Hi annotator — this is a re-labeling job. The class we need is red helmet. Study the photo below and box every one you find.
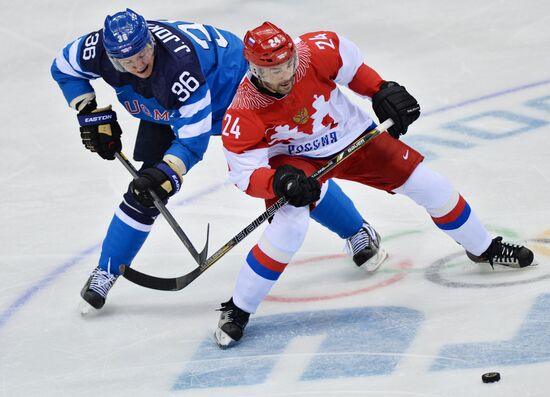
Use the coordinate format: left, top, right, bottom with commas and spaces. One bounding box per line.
243, 22, 295, 67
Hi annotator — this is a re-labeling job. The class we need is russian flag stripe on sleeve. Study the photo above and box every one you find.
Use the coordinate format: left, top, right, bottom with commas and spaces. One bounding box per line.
432, 195, 472, 230
246, 245, 287, 280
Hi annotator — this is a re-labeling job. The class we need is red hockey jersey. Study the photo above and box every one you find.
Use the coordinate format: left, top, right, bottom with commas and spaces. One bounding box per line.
222, 31, 384, 198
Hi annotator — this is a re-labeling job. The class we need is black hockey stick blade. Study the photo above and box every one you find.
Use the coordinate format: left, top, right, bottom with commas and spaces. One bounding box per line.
120, 261, 204, 291
118, 224, 208, 290
120, 265, 182, 291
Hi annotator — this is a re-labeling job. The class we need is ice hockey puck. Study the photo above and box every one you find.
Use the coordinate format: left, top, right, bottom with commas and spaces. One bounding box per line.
481, 372, 501, 383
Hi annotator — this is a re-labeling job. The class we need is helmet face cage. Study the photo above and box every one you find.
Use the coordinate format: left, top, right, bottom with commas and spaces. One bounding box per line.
249, 50, 298, 86
243, 22, 298, 87
108, 36, 155, 73
103, 8, 153, 68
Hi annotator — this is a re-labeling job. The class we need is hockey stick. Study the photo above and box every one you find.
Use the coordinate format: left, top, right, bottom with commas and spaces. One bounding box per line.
115, 152, 209, 265
120, 119, 394, 291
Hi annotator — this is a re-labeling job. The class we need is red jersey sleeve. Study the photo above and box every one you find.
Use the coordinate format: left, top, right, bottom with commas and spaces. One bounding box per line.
222, 107, 276, 199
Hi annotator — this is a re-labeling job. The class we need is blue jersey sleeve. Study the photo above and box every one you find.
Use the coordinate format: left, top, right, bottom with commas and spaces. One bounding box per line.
51, 20, 246, 175
147, 22, 224, 172
165, 83, 214, 171
51, 32, 102, 106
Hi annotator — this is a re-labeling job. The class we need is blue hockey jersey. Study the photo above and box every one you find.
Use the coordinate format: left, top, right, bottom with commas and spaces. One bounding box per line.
51, 20, 247, 172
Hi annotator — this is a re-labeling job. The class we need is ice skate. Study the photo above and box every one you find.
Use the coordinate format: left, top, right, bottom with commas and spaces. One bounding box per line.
214, 298, 250, 349
79, 266, 119, 313
346, 221, 388, 272
467, 236, 535, 268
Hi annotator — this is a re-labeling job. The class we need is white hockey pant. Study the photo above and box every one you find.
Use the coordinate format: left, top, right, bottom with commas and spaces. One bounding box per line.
392, 163, 492, 256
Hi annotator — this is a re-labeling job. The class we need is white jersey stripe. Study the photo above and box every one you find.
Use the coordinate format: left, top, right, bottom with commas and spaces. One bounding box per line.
68, 39, 83, 72
54, 49, 84, 78
54, 41, 100, 79
176, 115, 212, 139
178, 90, 211, 118
69, 39, 100, 78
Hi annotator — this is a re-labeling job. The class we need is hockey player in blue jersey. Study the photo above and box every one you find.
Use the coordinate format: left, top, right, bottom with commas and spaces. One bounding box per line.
51, 9, 387, 311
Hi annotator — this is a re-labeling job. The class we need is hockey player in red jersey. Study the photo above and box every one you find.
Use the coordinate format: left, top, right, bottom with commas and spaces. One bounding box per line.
215, 22, 536, 348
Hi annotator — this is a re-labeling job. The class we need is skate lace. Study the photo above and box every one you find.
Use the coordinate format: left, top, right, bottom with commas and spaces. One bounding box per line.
346, 225, 374, 255
217, 301, 249, 326
488, 237, 522, 265
90, 268, 118, 298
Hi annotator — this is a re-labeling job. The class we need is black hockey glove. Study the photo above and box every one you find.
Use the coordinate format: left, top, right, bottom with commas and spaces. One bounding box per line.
130, 162, 182, 207
77, 104, 122, 160
273, 165, 321, 207
372, 81, 420, 139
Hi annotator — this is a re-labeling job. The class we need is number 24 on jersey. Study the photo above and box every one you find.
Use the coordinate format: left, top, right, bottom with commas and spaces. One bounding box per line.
222, 114, 241, 139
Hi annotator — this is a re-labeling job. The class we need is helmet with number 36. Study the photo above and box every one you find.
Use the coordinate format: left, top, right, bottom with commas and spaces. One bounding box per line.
103, 8, 155, 71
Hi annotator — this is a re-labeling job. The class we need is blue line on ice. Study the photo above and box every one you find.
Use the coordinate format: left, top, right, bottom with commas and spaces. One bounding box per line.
0, 245, 100, 329
423, 78, 550, 116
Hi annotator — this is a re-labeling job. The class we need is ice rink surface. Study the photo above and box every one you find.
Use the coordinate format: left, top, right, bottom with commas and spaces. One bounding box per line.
1, 0, 550, 396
